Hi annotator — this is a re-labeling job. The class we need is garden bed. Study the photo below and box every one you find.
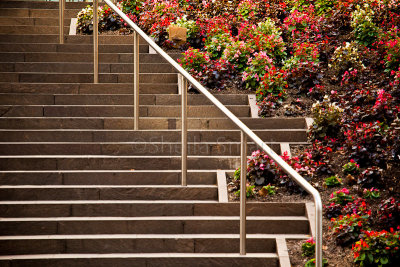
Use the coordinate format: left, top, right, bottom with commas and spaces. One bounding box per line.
75, 0, 400, 266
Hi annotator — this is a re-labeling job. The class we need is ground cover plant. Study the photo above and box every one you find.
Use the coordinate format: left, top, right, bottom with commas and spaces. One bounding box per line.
76, 0, 400, 265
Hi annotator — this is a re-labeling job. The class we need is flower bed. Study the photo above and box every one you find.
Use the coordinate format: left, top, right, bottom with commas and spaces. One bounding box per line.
76, 1, 400, 266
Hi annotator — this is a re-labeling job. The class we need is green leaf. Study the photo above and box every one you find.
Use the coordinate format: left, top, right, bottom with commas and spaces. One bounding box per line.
380, 257, 389, 265
367, 253, 373, 263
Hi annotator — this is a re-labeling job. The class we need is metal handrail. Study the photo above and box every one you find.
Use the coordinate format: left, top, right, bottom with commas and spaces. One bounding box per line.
68, 0, 324, 265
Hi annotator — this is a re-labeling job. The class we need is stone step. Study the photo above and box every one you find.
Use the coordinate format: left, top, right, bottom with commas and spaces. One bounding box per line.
0, 83, 178, 94
0, 129, 307, 142
0, 201, 307, 217
0, 52, 181, 63
0, 17, 70, 26
0, 253, 279, 266
0, 43, 150, 53
0, 105, 250, 118
0, 185, 218, 201
0, 235, 278, 255
0, 9, 84, 18
0, 72, 178, 83
0, 117, 307, 130
0, 216, 309, 235
1, 62, 177, 74
0, 155, 240, 170
0, 142, 279, 156
0, 170, 217, 186
0, 25, 70, 34
0, 34, 150, 44
0, 1, 88, 9
0, 94, 248, 106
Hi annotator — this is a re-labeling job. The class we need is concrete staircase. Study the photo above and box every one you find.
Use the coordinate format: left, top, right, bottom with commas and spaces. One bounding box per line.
0, 1, 313, 266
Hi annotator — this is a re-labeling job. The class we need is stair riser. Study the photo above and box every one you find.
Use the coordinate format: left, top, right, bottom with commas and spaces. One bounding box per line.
0, 35, 150, 44
0, 130, 305, 143
0, 9, 85, 18
0, 2, 88, 9
0, 17, 69, 26
0, 118, 306, 130
0, 106, 249, 118
0, 187, 218, 201
0, 94, 247, 106
0, 171, 216, 186
0, 157, 239, 170
0, 44, 149, 53
0, 238, 276, 255
0, 83, 178, 94
1, 73, 177, 83
0, 143, 277, 156
2, 63, 176, 73
0, 220, 309, 235
0, 203, 306, 217
0, 257, 279, 267
0, 52, 181, 63
0, 26, 70, 35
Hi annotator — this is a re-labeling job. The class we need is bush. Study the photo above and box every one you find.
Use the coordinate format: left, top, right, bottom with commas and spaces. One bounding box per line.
353, 230, 400, 266
77, 5, 96, 34
384, 36, 400, 72
329, 42, 366, 76
331, 213, 370, 246
342, 160, 360, 175
302, 237, 316, 257
257, 94, 281, 117
246, 150, 279, 186
325, 175, 342, 187
358, 166, 383, 187
363, 188, 381, 199
330, 188, 354, 205
351, 3, 380, 47
222, 40, 254, 73
256, 67, 288, 102
205, 32, 232, 60
377, 197, 400, 230
309, 97, 343, 140
242, 51, 274, 90
259, 184, 276, 196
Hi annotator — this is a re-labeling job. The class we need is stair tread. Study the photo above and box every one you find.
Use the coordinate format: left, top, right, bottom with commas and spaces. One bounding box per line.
0, 233, 310, 240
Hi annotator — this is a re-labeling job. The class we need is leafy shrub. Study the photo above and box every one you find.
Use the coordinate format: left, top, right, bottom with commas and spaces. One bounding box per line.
259, 184, 276, 196
325, 202, 343, 219
384, 36, 400, 72
233, 167, 240, 180
353, 230, 400, 266
223, 40, 254, 73
351, 3, 380, 46
205, 32, 232, 59
309, 97, 343, 140
257, 94, 281, 117
302, 237, 316, 257
377, 197, 400, 230
331, 213, 370, 246
256, 67, 288, 102
138, 0, 183, 43
342, 160, 360, 175
330, 188, 354, 205
242, 51, 274, 90
363, 188, 381, 199
329, 42, 366, 76
236, 0, 258, 22
358, 166, 383, 187
247, 150, 279, 186
342, 198, 372, 217
77, 5, 96, 34
325, 175, 342, 187
120, 0, 142, 16
234, 184, 256, 198
304, 258, 328, 267
344, 122, 387, 168
283, 6, 323, 41
179, 48, 209, 73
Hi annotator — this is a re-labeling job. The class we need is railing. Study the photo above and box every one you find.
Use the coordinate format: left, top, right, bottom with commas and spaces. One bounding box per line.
59, 0, 323, 265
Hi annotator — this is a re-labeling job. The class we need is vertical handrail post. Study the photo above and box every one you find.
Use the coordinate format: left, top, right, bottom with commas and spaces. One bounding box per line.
316, 201, 323, 266
240, 131, 247, 255
59, 0, 64, 44
181, 77, 188, 186
93, 0, 99, 83
133, 31, 140, 130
